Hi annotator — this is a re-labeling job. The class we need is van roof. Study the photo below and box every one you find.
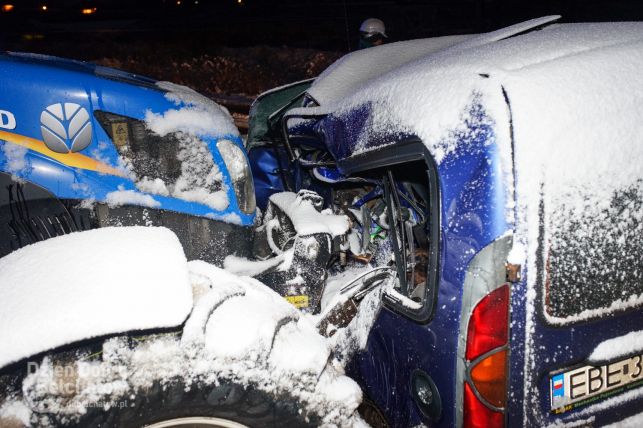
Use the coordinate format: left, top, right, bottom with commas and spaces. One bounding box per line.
306, 17, 643, 109
291, 18, 643, 171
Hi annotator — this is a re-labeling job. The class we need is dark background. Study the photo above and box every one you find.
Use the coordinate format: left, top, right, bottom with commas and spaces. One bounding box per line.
2, 1, 642, 104
3, 0, 643, 50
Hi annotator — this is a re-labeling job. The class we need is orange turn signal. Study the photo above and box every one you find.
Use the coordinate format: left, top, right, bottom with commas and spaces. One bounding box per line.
470, 348, 507, 408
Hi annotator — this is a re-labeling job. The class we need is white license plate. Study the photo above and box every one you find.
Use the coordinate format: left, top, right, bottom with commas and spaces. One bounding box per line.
550, 353, 643, 414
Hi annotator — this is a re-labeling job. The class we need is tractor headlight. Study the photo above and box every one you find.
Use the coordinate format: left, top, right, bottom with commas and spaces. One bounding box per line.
217, 139, 256, 214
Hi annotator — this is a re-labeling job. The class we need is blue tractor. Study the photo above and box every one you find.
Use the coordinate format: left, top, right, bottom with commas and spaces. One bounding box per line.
0, 52, 255, 266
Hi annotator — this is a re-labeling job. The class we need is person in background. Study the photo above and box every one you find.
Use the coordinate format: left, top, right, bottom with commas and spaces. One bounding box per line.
358, 18, 387, 49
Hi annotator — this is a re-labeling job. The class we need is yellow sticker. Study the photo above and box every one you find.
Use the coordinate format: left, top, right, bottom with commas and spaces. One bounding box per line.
285, 295, 309, 309
111, 122, 129, 147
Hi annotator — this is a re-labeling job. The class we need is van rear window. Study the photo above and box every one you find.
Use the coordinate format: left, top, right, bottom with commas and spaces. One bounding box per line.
544, 182, 643, 322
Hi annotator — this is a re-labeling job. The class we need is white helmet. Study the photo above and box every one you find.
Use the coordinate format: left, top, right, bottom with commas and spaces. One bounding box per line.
359, 18, 387, 37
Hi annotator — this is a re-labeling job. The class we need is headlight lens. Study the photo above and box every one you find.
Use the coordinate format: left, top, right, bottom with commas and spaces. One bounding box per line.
217, 139, 256, 214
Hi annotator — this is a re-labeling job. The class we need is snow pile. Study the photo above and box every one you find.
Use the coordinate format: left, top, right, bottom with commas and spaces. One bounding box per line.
15, 261, 365, 427
223, 253, 290, 277
588, 329, 643, 363
0, 400, 31, 426
269, 191, 350, 237
135, 176, 169, 196
145, 81, 239, 139
0, 227, 192, 370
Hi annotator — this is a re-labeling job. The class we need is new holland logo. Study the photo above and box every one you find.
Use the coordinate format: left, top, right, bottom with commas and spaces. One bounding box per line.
40, 103, 92, 153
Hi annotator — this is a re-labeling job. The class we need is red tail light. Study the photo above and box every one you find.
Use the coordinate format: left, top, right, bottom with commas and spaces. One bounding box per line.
464, 283, 510, 428
464, 382, 504, 428
466, 285, 509, 361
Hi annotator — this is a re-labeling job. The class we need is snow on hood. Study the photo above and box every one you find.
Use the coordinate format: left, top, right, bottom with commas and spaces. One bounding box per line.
0, 227, 192, 370
145, 81, 239, 139
134, 83, 233, 213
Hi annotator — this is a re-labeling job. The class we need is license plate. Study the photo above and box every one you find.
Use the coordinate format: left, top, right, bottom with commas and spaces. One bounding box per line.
550, 353, 643, 414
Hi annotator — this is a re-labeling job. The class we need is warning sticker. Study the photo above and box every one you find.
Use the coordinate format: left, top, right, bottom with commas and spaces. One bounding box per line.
285, 295, 309, 309
111, 122, 129, 147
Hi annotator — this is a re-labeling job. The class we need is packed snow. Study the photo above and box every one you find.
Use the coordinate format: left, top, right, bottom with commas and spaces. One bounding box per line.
0, 227, 192, 370
223, 253, 289, 276
269, 191, 350, 237
589, 329, 643, 363
146, 81, 239, 139
105, 186, 161, 208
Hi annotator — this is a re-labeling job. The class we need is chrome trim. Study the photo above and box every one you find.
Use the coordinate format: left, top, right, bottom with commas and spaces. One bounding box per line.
144, 416, 249, 428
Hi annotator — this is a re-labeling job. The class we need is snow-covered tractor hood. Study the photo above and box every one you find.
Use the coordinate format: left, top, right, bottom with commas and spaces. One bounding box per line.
0, 227, 193, 370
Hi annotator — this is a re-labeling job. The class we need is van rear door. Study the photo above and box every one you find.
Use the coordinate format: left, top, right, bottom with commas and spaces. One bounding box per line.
522, 184, 643, 426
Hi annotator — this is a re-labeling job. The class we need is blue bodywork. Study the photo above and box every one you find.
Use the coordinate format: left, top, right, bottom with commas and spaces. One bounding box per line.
312, 104, 512, 427
248, 83, 643, 426
0, 52, 254, 226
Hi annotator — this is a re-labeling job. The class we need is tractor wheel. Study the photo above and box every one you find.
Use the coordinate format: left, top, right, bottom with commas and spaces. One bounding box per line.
66, 379, 318, 428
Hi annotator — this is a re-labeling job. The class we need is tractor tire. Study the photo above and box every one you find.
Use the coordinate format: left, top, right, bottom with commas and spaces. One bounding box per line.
4, 261, 363, 428
66, 379, 318, 428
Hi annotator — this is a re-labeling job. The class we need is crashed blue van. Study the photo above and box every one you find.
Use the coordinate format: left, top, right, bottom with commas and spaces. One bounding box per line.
248, 16, 643, 427
0, 51, 255, 265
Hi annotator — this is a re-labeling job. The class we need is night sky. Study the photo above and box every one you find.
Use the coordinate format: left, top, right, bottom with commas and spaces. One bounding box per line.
2, 0, 643, 51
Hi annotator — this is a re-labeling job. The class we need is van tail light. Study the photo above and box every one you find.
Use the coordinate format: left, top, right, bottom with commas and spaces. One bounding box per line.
464, 283, 510, 428
466, 284, 509, 360
464, 382, 504, 428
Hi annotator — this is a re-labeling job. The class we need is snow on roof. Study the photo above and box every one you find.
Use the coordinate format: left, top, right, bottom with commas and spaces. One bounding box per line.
0, 227, 192, 369
295, 19, 643, 329
307, 34, 474, 105
298, 20, 643, 165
